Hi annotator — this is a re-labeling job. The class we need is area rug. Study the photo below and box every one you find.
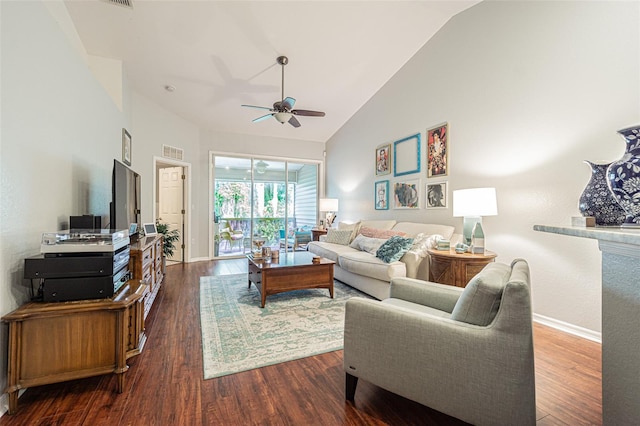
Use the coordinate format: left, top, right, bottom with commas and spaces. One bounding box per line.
199, 273, 369, 379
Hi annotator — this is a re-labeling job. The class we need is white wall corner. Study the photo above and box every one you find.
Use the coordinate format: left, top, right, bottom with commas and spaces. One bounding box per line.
88, 55, 124, 111
43, 1, 89, 65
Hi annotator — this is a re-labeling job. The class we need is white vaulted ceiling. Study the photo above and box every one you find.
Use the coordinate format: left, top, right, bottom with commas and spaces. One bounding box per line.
64, 0, 480, 142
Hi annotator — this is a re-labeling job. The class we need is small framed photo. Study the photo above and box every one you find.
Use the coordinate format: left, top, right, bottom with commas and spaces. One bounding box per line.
426, 181, 448, 209
426, 123, 448, 177
394, 133, 421, 177
393, 180, 420, 209
122, 128, 132, 166
375, 144, 391, 176
143, 222, 157, 236
375, 180, 389, 210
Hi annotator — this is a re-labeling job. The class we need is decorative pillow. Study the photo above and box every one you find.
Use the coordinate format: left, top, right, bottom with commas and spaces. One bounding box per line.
375, 236, 414, 263
349, 234, 388, 255
359, 226, 407, 239
325, 229, 353, 245
338, 221, 361, 243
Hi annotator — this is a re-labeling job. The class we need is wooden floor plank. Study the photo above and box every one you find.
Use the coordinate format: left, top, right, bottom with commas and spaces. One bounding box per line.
0, 258, 602, 425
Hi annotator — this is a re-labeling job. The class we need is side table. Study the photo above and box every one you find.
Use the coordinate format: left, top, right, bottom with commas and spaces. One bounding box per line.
311, 229, 328, 241
427, 248, 497, 288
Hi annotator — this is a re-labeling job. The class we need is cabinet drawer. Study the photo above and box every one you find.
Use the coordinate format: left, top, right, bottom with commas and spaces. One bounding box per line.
141, 246, 153, 269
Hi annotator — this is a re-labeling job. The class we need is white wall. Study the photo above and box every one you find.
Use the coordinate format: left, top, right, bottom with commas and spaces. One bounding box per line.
325, 0, 639, 335
0, 1, 128, 410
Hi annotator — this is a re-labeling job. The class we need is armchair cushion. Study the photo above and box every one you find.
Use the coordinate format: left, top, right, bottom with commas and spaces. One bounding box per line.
389, 277, 462, 313
450, 262, 511, 326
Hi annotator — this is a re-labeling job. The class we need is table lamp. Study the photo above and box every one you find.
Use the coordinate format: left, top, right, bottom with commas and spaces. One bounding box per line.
453, 188, 498, 246
319, 198, 339, 229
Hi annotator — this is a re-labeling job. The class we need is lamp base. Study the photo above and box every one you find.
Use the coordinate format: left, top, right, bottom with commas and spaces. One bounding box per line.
463, 216, 482, 246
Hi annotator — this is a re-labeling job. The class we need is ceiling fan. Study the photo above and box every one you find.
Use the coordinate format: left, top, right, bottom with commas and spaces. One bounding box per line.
241, 56, 325, 128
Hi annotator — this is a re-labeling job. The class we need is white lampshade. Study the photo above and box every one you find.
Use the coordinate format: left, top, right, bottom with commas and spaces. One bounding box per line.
453, 188, 498, 217
274, 112, 292, 123
319, 198, 339, 212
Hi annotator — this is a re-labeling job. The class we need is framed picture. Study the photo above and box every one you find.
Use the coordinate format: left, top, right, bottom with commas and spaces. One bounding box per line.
375, 180, 389, 210
426, 181, 448, 209
393, 180, 420, 209
393, 133, 421, 177
426, 123, 448, 177
122, 128, 132, 166
375, 144, 391, 176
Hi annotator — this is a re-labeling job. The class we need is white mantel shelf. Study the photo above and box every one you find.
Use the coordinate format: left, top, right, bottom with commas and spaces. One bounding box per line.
534, 224, 640, 425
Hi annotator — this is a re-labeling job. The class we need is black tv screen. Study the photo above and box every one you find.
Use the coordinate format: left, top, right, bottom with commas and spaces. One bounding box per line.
110, 159, 141, 235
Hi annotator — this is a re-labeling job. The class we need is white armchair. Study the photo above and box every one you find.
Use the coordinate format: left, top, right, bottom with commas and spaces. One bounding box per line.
343, 259, 536, 426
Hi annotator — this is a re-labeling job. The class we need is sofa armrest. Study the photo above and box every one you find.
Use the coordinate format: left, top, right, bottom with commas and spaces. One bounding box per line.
389, 277, 462, 313
400, 250, 428, 280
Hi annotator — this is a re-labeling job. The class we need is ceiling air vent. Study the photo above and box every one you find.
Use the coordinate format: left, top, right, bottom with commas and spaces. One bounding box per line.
100, 0, 133, 9
162, 145, 184, 161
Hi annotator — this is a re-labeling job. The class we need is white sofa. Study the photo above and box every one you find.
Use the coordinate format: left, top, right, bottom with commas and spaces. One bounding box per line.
307, 220, 461, 300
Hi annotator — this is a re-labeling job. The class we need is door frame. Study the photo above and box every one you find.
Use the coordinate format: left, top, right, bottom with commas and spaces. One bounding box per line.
153, 156, 191, 263
209, 150, 325, 260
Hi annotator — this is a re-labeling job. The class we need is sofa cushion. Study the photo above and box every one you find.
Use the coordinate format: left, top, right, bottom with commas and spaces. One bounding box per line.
325, 229, 352, 245
359, 219, 396, 230
376, 236, 414, 263
307, 241, 358, 262
391, 223, 455, 239
450, 262, 511, 326
359, 226, 407, 239
338, 251, 406, 281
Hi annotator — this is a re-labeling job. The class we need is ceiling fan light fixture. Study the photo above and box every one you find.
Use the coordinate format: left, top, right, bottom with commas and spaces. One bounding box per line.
255, 160, 268, 174
274, 112, 292, 123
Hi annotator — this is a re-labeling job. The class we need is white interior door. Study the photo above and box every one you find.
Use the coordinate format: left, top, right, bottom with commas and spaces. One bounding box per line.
159, 166, 184, 261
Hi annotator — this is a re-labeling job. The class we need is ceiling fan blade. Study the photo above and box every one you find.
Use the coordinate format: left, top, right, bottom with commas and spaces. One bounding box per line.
281, 97, 296, 110
292, 109, 325, 117
288, 115, 301, 128
253, 113, 274, 123
242, 104, 273, 111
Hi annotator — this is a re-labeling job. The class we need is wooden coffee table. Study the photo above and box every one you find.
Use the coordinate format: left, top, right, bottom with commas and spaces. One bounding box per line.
247, 251, 335, 307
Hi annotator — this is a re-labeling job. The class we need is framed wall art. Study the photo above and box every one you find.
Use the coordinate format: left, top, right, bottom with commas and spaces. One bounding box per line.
426, 123, 448, 178
122, 128, 132, 166
375, 144, 391, 176
393, 179, 420, 209
426, 181, 448, 209
375, 180, 389, 210
393, 133, 421, 177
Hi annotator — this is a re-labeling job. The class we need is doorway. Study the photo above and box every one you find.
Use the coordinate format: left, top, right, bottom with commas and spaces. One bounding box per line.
210, 154, 320, 259
155, 157, 190, 263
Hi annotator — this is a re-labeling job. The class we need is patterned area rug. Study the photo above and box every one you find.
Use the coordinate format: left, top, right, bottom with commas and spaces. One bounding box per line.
199, 273, 369, 379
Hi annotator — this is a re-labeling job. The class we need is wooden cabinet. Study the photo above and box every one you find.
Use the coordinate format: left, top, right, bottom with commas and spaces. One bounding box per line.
129, 235, 164, 319
1, 281, 148, 414
427, 249, 497, 288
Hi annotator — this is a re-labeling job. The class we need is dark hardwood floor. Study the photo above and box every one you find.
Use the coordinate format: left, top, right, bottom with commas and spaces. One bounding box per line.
1, 259, 602, 425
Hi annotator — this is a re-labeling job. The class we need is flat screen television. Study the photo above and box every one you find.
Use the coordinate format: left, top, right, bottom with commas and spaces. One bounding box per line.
110, 159, 141, 236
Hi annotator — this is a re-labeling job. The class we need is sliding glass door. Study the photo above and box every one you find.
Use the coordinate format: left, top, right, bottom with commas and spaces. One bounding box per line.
212, 155, 319, 258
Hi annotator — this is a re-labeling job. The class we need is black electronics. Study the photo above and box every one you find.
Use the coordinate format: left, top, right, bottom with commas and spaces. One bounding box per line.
110, 159, 141, 238
70, 214, 101, 230
26, 230, 131, 302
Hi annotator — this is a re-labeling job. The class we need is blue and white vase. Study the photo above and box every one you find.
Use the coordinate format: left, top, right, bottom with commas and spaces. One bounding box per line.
579, 161, 626, 226
606, 125, 640, 227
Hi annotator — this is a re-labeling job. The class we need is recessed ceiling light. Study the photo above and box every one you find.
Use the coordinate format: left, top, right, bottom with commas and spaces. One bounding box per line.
164, 85, 176, 92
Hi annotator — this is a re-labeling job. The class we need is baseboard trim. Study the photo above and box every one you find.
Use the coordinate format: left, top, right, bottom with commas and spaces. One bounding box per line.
533, 314, 602, 343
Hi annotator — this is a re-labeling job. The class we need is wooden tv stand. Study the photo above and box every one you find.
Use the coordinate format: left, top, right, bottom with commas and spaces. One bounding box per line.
1, 281, 148, 414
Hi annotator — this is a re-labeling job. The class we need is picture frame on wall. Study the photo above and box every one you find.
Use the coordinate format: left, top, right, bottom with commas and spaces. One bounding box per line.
426, 181, 448, 209
393, 133, 421, 177
122, 128, 132, 166
426, 123, 448, 178
375, 180, 389, 210
375, 144, 391, 176
393, 179, 420, 209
